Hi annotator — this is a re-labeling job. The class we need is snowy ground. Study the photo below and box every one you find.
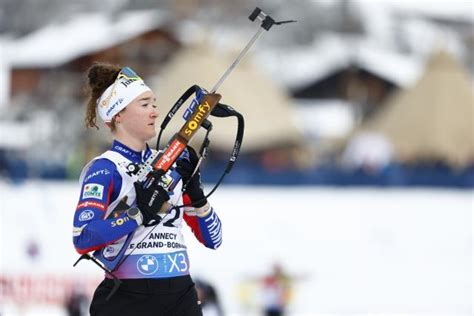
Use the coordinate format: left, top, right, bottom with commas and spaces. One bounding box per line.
0, 181, 472, 315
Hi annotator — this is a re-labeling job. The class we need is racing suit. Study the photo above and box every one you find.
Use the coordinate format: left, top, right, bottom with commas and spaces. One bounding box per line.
72, 140, 222, 315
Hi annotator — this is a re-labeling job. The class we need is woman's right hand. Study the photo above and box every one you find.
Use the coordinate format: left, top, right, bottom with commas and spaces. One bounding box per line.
133, 180, 170, 226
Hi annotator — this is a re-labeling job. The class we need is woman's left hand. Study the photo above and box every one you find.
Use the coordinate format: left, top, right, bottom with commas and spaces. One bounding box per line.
176, 146, 207, 208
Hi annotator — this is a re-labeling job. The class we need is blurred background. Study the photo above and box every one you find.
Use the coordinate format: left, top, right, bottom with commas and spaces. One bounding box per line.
0, 0, 472, 315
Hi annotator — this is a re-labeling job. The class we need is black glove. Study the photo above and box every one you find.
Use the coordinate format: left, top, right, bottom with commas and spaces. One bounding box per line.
134, 179, 170, 226
176, 146, 207, 208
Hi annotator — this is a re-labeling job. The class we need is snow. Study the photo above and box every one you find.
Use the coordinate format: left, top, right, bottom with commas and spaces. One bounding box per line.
361, 0, 474, 22
254, 1, 470, 91
0, 111, 55, 149
354, 1, 470, 64
0, 38, 10, 108
294, 99, 356, 139
342, 132, 394, 170
400, 17, 467, 59
354, 41, 424, 88
256, 34, 423, 91
256, 34, 351, 90
0, 181, 472, 315
6, 10, 166, 68
0, 121, 33, 148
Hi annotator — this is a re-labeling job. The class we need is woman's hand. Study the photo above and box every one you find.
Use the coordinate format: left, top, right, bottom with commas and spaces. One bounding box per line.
133, 180, 170, 226
176, 146, 207, 208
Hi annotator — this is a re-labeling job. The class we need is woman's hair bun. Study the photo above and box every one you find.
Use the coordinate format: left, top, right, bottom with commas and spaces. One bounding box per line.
87, 62, 121, 93
84, 62, 121, 129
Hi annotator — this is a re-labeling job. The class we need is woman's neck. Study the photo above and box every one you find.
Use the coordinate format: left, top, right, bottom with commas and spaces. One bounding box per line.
114, 134, 146, 152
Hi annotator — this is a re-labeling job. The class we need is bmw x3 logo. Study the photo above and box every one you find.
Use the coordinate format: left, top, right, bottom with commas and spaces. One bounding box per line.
137, 255, 159, 275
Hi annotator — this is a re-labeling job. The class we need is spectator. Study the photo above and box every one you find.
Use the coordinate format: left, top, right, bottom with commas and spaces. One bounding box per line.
261, 263, 292, 316
64, 288, 89, 316
195, 279, 223, 316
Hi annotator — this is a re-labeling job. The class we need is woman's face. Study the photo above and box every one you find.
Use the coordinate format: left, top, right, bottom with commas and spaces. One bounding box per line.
115, 90, 158, 142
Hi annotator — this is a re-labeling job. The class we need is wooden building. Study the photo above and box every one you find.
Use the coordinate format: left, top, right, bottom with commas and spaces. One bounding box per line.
7, 10, 180, 103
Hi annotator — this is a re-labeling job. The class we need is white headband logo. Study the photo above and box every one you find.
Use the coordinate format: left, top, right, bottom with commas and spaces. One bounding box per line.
97, 67, 152, 123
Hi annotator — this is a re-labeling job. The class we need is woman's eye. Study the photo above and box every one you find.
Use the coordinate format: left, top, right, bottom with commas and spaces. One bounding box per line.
152, 104, 157, 109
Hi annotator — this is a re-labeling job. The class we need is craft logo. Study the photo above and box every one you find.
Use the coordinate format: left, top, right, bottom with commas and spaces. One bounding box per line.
106, 98, 124, 116
82, 183, 104, 200
114, 144, 138, 158
84, 169, 110, 182
137, 255, 159, 275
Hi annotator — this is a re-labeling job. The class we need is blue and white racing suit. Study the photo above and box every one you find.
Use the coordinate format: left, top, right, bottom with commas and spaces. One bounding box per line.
72, 140, 222, 279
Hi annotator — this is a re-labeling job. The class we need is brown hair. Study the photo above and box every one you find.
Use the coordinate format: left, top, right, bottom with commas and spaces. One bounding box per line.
85, 62, 121, 129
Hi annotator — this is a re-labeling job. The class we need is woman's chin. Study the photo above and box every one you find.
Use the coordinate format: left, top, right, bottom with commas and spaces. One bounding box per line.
144, 131, 157, 141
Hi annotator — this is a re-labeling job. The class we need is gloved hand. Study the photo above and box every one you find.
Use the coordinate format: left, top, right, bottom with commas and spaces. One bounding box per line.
176, 146, 207, 208
133, 179, 170, 226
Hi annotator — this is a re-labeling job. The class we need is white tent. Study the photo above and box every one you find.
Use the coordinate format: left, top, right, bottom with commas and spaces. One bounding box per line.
353, 50, 474, 168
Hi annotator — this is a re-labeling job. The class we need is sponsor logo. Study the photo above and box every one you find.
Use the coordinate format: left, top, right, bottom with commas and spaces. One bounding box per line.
183, 101, 211, 137
82, 184, 104, 200
78, 210, 95, 221
84, 169, 110, 182
154, 139, 186, 171
100, 91, 117, 108
137, 255, 159, 275
106, 98, 124, 116
76, 201, 106, 211
104, 246, 115, 255
114, 145, 138, 158
119, 78, 140, 88
111, 217, 130, 227
125, 163, 140, 176
102, 244, 121, 259
160, 172, 174, 189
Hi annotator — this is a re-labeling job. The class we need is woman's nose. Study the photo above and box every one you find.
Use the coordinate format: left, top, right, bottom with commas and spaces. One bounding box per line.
150, 108, 158, 118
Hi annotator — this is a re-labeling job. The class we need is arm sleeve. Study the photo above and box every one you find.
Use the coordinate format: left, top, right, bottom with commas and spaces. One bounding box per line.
72, 159, 139, 254
183, 194, 222, 249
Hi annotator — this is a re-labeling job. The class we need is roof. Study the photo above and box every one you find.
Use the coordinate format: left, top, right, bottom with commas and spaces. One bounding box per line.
378, 0, 474, 22
354, 50, 474, 168
6, 10, 167, 68
256, 34, 423, 90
